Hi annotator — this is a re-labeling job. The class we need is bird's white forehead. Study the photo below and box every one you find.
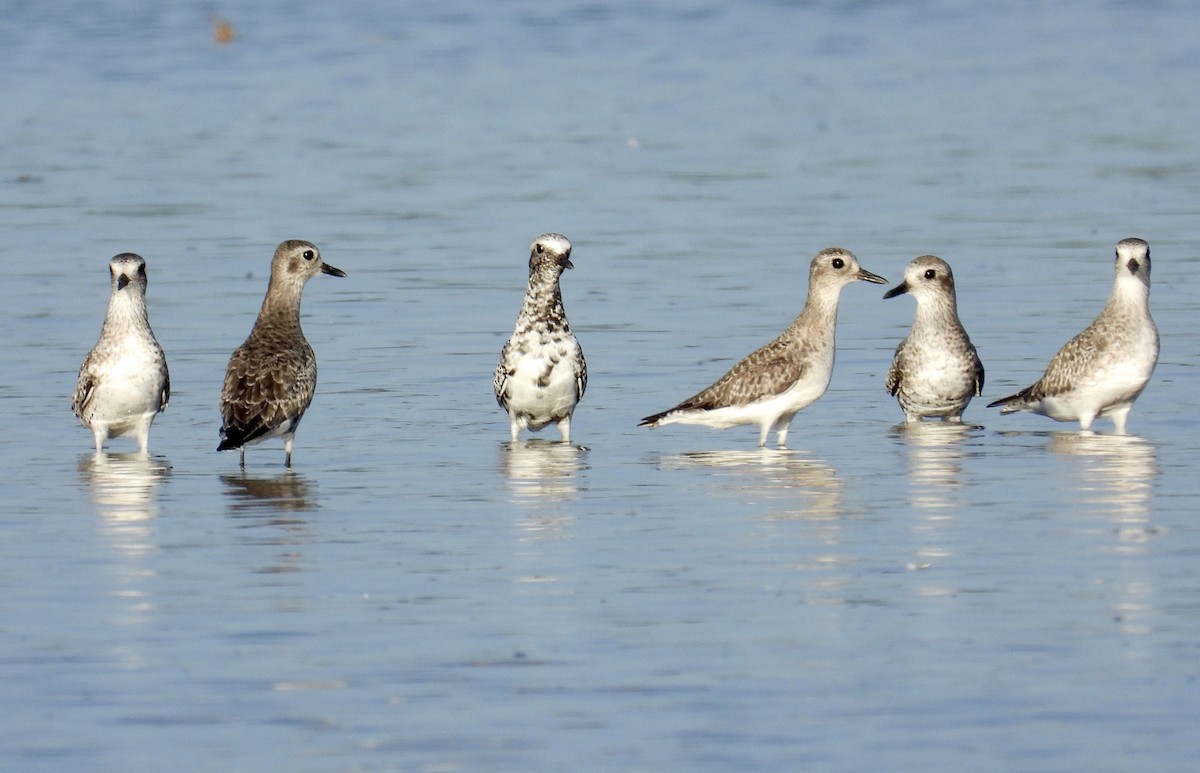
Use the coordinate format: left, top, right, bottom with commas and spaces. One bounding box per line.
109, 254, 146, 272
533, 233, 572, 255
1115, 238, 1149, 262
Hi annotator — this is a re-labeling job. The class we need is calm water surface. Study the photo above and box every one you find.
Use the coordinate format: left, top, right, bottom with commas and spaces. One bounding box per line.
3, 1, 1200, 770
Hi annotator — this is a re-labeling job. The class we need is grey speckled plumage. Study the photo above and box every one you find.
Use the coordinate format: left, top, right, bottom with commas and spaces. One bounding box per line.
987, 238, 1158, 434
219, 240, 346, 467
494, 233, 587, 442
640, 247, 886, 447
73, 253, 170, 453
884, 255, 984, 422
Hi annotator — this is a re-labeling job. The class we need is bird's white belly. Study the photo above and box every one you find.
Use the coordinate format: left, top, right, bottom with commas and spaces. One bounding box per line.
1040, 354, 1155, 421
899, 353, 975, 415
84, 351, 164, 425
505, 357, 578, 426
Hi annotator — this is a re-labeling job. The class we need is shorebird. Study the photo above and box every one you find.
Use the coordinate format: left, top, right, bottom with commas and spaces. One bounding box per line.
987, 238, 1158, 434
640, 247, 886, 447
219, 240, 345, 467
494, 233, 587, 442
884, 255, 984, 422
73, 253, 170, 453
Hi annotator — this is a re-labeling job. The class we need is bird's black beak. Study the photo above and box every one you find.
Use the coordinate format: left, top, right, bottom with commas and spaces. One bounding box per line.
883, 280, 909, 299
857, 268, 887, 285
322, 263, 347, 278
563, 258, 574, 270
1126, 258, 1140, 274
116, 274, 130, 291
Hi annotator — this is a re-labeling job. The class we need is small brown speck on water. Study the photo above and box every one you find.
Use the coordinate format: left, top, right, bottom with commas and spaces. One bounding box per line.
214, 17, 235, 45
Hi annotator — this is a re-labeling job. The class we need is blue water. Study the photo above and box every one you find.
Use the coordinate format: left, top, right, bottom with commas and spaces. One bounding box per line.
3, 1, 1200, 770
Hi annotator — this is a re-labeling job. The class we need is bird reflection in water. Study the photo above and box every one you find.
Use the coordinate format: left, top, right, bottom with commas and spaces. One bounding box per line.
892, 421, 980, 510
220, 471, 315, 575
1048, 431, 1158, 549
658, 449, 850, 605
78, 452, 171, 636
891, 421, 980, 578
78, 452, 171, 557
499, 440, 588, 539
1048, 431, 1159, 642
220, 470, 316, 513
659, 448, 843, 521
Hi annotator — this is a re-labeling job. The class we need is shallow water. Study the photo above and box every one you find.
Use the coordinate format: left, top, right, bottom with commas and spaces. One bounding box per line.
3, 1, 1200, 770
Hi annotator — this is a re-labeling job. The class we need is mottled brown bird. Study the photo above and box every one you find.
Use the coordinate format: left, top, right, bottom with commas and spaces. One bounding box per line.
219, 240, 345, 467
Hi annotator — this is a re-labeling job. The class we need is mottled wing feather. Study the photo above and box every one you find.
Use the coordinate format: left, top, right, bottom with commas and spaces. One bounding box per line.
672, 337, 802, 412
72, 358, 97, 419
220, 342, 316, 447
159, 365, 171, 412
1025, 325, 1106, 403
573, 340, 587, 401
885, 343, 905, 397
990, 322, 1105, 410
493, 339, 514, 409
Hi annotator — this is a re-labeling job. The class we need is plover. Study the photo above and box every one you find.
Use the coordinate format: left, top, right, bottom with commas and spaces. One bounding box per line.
219, 240, 345, 467
640, 247, 886, 447
884, 255, 984, 422
494, 233, 587, 442
987, 238, 1158, 433
73, 253, 170, 453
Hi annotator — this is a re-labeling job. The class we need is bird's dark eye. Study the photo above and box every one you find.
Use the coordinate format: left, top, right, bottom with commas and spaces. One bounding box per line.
924, 269, 936, 279
832, 258, 845, 269
535, 244, 545, 255
303, 250, 315, 261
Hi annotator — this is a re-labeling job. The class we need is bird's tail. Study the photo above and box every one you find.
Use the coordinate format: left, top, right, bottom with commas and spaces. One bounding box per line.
217, 423, 260, 451
986, 389, 1031, 413
217, 432, 243, 452
639, 409, 671, 427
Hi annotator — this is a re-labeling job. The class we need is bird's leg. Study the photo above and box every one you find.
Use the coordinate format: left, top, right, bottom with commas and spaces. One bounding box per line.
773, 416, 792, 448
1109, 406, 1131, 435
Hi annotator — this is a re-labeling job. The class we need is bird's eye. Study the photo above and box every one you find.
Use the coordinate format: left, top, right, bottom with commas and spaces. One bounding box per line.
924, 269, 936, 279
302, 250, 315, 261
832, 258, 845, 269
536, 244, 545, 255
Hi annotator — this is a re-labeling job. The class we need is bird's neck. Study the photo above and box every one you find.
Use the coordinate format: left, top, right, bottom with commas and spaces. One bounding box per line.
914, 295, 959, 328
102, 290, 148, 332
1106, 276, 1150, 318
788, 286, 841, 340
517, 273, 568, 331
255, 276, 305, 330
